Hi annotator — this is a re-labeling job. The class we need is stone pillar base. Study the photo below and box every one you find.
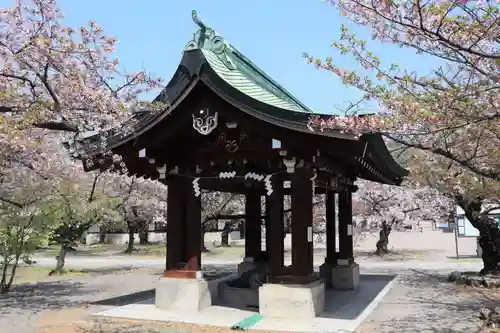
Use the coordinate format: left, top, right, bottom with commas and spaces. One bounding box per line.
259, 280, 325, 319
237, 257, 256, 275
331, 262, 360, 290
155, 276, 211, 311
319, 262, 334, 288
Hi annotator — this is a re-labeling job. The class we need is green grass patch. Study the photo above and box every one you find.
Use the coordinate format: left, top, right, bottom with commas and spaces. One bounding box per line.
3, 264, 146, 286
354, 249, 432, 261
4, 265, 88, 284
35, 243, 168, 257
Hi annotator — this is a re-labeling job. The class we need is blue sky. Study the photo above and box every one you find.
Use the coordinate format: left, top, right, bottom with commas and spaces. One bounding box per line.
36, 1, 438, 114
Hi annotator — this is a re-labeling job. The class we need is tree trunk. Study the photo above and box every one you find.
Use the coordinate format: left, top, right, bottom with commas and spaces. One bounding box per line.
1, 230, 26, 293
125, 221, 136, 254
0, 263, 9, 294
98, 232, 106, 244
220, 234, 230, 247
0, 256, 21, 294
220, 222, 231, 247
125, 223, 135, 254
138, 223, 149, 245
80, 231, 87, 245
459, 198, 500, 274
375, 222, 391, 255
49, 244, 68, 276
4, 256, 20, 293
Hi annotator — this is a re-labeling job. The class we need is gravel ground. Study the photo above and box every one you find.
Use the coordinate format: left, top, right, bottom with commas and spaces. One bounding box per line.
0, 260, 496, 333
357, 269, 500, 333
0, 271, 157, 333
0, 265, 238, 333
51, 318, 298, 333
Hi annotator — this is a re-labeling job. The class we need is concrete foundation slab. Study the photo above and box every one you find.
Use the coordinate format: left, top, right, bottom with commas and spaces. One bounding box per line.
94, 274, 396, 332
155, 277, 211, 311
258, 280, 325, 319
331, 263, 360, 290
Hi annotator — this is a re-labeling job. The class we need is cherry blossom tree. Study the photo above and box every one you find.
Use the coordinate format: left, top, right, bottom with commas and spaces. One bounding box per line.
352, 180, 453, 253
199, 191, 244, 249
5, 131, 121, 274
306, 0, 498, 180
0, 0, 165, 273
0, 149, 59, 292
305, 0, 499, 272
97, 173, 168, 253
0, 129, 97, 278
0, 0, 163, 172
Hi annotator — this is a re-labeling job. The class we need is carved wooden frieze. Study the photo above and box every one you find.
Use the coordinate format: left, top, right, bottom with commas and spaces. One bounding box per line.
192, 108, 218, 135
214, 131, 249, 153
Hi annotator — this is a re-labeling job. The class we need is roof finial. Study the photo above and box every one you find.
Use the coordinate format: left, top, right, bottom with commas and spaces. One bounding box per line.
185, 10, 236, 70
192, 10, 206, 31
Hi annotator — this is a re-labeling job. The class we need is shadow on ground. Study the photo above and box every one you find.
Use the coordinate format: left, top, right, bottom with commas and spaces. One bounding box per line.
72, 266, 138, 275
355, 250, 433, 261
36, 247, 105, 257
92, 289, 156, 306
91, 264, 237, 307
358, 269, 499, 333
321, 274, 396, 320
0, 281, 96, 313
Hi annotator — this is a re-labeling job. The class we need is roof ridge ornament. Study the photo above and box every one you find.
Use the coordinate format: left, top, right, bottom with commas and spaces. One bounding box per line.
185, 10, 236, 70
192, 9, 207, 30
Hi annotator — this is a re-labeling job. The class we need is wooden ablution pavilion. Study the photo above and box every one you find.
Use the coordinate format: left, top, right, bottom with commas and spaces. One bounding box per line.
78, 11, 408, 318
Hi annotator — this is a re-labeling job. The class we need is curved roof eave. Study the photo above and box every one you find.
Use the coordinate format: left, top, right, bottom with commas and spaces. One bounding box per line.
198, 52, 359, 142
79, 55, 202, 156
364, 133, 409, 179
79, 49, 408, 186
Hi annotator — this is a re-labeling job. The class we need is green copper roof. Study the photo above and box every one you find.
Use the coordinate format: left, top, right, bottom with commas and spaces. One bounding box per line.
185, 10, 312, 114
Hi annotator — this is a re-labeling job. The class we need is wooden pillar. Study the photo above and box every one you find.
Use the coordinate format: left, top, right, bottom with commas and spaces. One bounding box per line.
185, 183, 202, 272
265, 197, 271, 252
291, 168, 314, 280
165, 177, 201, 279
267, 177, 284, 277
325, 189, 337, 264
245, 189, 262, 259
338, 188, 354, 264
166, 177, 186, 271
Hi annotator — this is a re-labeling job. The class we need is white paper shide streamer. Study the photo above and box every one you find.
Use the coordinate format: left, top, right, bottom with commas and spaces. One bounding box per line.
219, 171, 236, 179
192, 177, 201, 197
244, 172, 264, 181
188, 171, 278, 197
310, 169, 317, 196
264, 175, 273, 196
